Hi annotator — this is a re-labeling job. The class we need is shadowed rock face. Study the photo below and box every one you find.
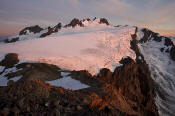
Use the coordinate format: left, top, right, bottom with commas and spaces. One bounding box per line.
19, 25, 43, 35
40, 27, 56, 38
99, 18, 109, 25
97, 57, 158, 116
0, 53, 19, 68
40, 23, 62, 38
64, 18, 84, 27
4, 37, 19, 43
170, 46, 175, 60
140, 28, 175, 61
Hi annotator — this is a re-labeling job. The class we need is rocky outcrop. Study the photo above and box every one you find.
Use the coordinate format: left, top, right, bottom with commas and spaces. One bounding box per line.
140, 28, 175, 61
99, 18, 109, 25
40, 23, 62, 38
96, 56, 158, 116
19, 25, 43, 35
139, 28, 162, 43
54, 23, 62, 30
40, 26, 58, 38
5, 62, 62, 81
164, 37, 174, 46
0, 53, 19, 68
4, 37, 19, 43
64, 18, 84, 28
170, 46, 175, 60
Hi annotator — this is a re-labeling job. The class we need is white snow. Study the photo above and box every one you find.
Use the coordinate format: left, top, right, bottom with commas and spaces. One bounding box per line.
137, 30, 175, 116
0, 25, 136, 75
0, 67, 22, 86
46, 72, 89, 90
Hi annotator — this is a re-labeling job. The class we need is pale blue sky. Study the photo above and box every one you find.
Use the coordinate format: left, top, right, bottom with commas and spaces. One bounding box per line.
0, 0, 175, 37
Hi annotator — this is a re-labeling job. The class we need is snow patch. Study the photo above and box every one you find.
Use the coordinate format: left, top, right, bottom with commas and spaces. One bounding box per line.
0, 66, 23, 86
46, 72, 90, 90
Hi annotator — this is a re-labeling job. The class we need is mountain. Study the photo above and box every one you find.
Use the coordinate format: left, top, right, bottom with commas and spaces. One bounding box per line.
0, 18, 175, 116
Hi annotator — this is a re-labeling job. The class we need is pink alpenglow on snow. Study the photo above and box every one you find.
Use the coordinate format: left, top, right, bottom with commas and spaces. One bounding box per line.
0, 22, 136, 75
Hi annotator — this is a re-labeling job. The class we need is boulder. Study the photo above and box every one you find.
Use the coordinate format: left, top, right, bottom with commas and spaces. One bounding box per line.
0, 53, 19, 68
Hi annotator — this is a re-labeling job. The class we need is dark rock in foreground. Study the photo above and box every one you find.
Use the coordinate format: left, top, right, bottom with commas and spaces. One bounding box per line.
0, 53, 19, 68
170, 46, 175, 60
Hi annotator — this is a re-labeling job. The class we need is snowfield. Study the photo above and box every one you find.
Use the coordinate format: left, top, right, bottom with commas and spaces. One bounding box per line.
0, 23, 136, 75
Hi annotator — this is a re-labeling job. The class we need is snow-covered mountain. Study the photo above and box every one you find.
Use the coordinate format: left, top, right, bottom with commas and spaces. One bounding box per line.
0, 18, 175, 116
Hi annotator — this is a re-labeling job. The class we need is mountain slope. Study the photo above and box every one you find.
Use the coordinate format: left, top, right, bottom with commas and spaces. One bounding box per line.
136, 29, 175, 116
0, 18, 175, 116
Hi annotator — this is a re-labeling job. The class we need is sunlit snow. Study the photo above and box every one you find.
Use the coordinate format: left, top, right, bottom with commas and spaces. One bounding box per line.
0, 23, 136, 75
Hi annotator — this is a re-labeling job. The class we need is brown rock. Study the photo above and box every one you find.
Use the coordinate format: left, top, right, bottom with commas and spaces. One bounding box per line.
7, 80, 14, 86
65, 18, 84, 27
99, 18, 109, 25
0, 53, 19, 68
76, 105, 82, 110
0, 108, 9, 116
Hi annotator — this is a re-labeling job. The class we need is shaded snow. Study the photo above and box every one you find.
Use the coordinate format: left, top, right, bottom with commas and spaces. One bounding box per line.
46, 72, 89, 90
0, 67, 22, 86
0, 25, 136, 75
137, 30, 175, 116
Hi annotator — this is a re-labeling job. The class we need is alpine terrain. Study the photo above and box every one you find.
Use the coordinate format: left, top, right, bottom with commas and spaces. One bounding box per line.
0, 18, 174, 116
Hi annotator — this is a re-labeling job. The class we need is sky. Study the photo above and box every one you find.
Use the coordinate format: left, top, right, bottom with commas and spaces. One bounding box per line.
0, 0, 175, 38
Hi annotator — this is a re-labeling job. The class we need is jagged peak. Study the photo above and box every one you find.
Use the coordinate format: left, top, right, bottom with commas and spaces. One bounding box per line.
19, 25, 43, 35
64, 17, 110, 28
